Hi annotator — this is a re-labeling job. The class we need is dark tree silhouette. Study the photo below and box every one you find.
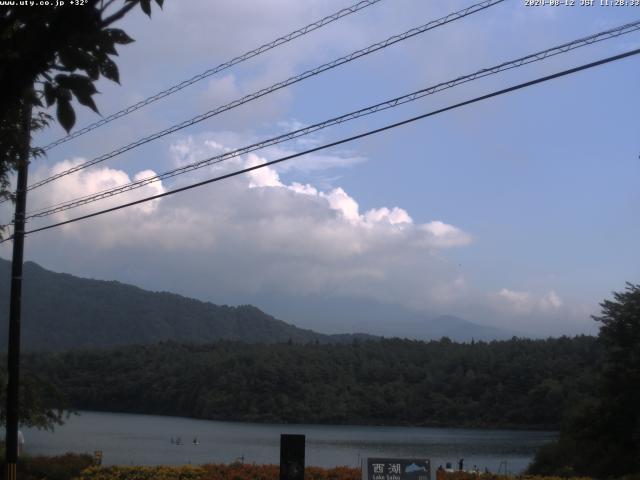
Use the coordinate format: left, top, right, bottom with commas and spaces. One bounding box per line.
0, 0, 164, 430
528, 283, 640, 478
0, 0, 163, 202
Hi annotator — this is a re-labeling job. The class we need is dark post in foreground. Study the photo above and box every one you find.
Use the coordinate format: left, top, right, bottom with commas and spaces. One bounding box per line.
4, 97, 32, 480
280, 434, 305, 480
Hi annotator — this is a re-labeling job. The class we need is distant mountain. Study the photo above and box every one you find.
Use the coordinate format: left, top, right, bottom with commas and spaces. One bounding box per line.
0, 259, 374, 351
255, 295, 521, 342
0, 258, 520, 351
350, 314, 521, 342
419, 314, 521, 341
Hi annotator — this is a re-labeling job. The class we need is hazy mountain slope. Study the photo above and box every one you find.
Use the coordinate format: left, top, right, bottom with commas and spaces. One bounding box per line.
0, 259, 360, 350
257, 294, 521, 341
420, 315, 521, 341
0, 258, 517, 350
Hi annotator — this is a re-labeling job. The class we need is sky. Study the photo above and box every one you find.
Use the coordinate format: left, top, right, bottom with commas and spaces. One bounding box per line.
1, 0, 639, 337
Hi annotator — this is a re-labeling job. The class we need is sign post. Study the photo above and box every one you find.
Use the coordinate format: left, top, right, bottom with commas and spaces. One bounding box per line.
366, 458, 431, 480
280, 434, 305, 480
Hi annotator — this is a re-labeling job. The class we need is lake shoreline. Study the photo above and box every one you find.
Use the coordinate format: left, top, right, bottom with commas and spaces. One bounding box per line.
65, 408, 559, 433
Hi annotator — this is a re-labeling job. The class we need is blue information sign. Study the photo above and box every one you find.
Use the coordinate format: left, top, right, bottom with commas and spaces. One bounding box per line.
366, 458, 431, 480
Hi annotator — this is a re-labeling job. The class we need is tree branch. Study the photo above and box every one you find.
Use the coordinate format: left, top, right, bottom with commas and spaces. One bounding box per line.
100, 0, 118, 14
101, 1, 138, 27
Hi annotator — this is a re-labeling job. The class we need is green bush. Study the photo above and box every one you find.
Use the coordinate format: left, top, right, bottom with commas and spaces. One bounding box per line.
0, 452, 95, 480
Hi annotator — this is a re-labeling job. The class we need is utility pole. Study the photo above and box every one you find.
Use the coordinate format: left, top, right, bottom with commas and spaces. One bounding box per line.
5, 93, 32, 480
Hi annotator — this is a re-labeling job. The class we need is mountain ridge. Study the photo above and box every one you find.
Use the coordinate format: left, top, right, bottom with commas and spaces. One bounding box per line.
0, 258, 376, 351
0, 258, 519, 350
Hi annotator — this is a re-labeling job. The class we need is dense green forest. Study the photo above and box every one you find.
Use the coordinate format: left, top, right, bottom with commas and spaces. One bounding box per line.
24, 336, 599, 429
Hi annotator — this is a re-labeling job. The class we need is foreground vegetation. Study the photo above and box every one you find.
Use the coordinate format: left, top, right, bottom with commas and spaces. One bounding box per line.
527, 284, 640, 478
0, 457, 600, 480
0, 458, 360, 480
0, 453, 94, 480
436, 473, 592, 480
77, 464, 360, 480
22, 335, 599, 429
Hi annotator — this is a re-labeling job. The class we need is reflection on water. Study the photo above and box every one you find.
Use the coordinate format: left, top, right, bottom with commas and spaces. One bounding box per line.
24, 411, 555, 473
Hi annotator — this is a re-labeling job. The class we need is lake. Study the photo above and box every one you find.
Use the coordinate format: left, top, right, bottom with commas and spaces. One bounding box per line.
23, 411, 555, 473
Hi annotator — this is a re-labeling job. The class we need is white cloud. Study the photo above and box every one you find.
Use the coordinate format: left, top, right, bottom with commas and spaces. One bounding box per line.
322, 187, 360, 224
246, 153, 283, 188
169, 136, 231, 168
364, 207, 412, 225
540, 290, 563, 311
496, 288, 534, 315
420, 221, 473, 248
244, 159, 470, 254
4, 137, 474, 316
288, 182, 318, 196
494, 288, 564, 316
30, 159, 165, 216
0, 131, 598, 338
486, 287, 594, 336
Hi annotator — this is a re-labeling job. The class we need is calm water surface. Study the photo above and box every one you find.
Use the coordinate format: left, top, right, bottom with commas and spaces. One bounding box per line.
24, 411, 555, 473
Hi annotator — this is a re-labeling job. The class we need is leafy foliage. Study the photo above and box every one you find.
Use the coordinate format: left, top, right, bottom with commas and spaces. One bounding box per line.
23, 336, 600, 429
435, 472, 591, 480
12, 453, 94, 480
77, 465, 207, 480
0, 452, 93, 480
528, 284, 640, 478
0, 363, 68, 430
77, 464, 364, 480
0, 0, 163, 202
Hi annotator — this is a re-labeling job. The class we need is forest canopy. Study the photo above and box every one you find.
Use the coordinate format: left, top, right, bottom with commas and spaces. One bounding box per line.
23, 335, 600, 430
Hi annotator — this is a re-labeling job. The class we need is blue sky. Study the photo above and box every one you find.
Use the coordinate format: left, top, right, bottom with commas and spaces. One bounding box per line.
2, 0, 639, 336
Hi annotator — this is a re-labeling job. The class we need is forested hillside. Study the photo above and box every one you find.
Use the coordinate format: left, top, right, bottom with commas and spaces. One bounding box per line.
25, 336, 599, 429
0, 259, 373, 350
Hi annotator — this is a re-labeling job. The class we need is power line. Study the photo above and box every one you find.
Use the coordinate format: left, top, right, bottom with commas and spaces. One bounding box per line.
23, 19, 640, 220
25, 0, 504, 193
39, 0, 385, 152
8, 47, 638, 241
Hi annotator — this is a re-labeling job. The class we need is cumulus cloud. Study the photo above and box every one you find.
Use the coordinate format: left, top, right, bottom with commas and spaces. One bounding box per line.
494, 288, 564, 315
0, 128, 597, 337
495, 288, 533, 314
246, 153, 283, 188
243, 154, 470, 252
539, 290, 563, 311
2, 137, 475, 316
30, 159, 165, 217
486, 287, 595, 336
364, 207, 412, 225
420, 221, 473, 249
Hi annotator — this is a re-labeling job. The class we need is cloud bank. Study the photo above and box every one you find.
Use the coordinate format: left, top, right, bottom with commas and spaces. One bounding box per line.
8, 135, 469, 303
1, 132, 594, 337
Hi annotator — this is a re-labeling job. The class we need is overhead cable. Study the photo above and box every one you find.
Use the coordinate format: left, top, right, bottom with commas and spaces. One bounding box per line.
39, 0, 385, 152
7, 47, 638, 241
25, 0, 505, 192
24, 19, 640, 220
